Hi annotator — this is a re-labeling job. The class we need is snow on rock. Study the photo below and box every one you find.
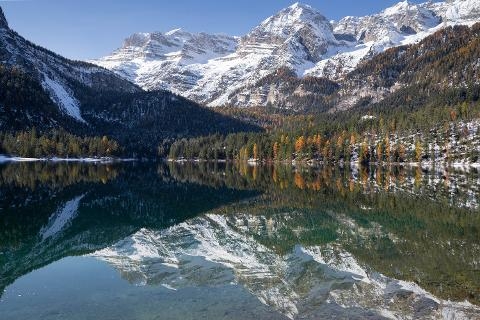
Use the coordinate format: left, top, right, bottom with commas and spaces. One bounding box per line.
92, 2, 345, 107
92, 0, 480, 108
93, 29, 238, 95
245, 2, 339, 61
0, 155, 40, 163
432, 0, 480, 25
0, 155, 128, 163
360, 115, 377, 121
300, 246, 371, 284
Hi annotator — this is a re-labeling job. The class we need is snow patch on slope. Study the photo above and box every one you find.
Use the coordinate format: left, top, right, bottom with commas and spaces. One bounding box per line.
40, 194, 85, 241
42, 76, 85, 123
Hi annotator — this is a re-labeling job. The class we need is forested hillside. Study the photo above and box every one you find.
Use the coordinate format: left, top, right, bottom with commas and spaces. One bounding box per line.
0, 64, 260, 157
227, 23, 480, 114
0, 6, 261, 157
1, 7, 480, 160
77, 89, 262, 156
0, 129, 120, 158
0, 65, 83, 132
167, 24, 480, 164
340, 23, 480, 112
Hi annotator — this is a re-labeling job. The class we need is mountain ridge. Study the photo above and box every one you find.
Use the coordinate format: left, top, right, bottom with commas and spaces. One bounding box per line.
92, 0, 480, 109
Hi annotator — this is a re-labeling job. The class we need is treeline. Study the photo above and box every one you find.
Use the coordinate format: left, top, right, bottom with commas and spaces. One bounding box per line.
166, 131, 354, 162
0, 162, 119, 190
0, 129, 120, 158
166, 162, 480, 207
74, 88, 262, 156
167, 131, 399, 163
166, 102, 480, 164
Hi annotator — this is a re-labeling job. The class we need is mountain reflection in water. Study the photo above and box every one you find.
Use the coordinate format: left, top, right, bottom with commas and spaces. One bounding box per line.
0, 161, 479, 319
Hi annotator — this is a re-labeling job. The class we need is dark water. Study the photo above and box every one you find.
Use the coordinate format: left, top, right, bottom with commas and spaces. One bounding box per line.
0, 161, 479, 319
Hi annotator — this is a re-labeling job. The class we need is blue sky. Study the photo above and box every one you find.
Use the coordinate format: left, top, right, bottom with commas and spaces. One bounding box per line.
1, 0, 437, 60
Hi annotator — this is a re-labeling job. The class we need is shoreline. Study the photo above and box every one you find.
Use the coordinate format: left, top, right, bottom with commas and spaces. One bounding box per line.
166, 158, 480, 169
0, 155, 137, 163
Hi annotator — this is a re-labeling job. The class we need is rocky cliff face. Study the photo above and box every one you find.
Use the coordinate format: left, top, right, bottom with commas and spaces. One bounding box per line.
93, 0, 480, 109
0, 7, 8, 29
333, 1, 441, 44
97, 29, 238, 94
430, 0, 480, 24
94, 3, 346, 107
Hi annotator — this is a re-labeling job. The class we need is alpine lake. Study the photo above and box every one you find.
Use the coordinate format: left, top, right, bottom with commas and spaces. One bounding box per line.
0, 161, 479, 319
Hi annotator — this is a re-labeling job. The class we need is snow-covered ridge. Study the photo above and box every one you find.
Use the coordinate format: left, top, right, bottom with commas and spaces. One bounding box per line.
92, 0, 480, 108
94, 29, 238, 94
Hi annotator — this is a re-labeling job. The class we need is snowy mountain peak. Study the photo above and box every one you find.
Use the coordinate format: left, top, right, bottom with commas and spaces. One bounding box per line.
93, 0, 480, 108
382, 0, 440, 31
255, 1, 332, 37
0, 7, 8, 29
384, 1, 414, 15
289, 2, 311, 9
334, 0, 441, 44
286, 2, 320, 16
122, 32, 150, 47
242, 1, 337, 63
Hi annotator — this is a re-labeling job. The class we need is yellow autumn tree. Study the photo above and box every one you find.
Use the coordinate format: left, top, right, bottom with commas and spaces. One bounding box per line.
294, 172, 306, 190
315, 134, 322, 152
376, 142, 383, 162
415, 139, 423, 162
384, 136, 391, 162
397, 143, 406, 162
273, 142, 280, 160
336, 134, 344, 150
322, 140, 331, 161
295, 136, 306, 155
350, 133, 356, 147
253, 143, 259, 160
